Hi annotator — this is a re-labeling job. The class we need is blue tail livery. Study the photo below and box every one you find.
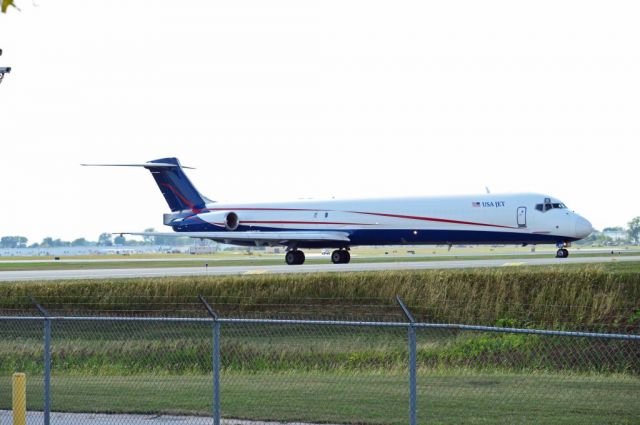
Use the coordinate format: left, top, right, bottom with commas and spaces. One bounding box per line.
146, 158, 207, 212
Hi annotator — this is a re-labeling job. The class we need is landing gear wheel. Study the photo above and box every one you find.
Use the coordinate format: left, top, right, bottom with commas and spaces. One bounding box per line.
556, 248, 569, 258
285, 251, 296, 265
342, 250, 350, 264
331, 249, 351, 264
331, 250, 343, 264
285, 250, 305, 265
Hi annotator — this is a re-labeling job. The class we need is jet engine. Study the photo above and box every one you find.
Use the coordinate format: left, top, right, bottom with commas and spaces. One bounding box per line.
197, 211, 240, 231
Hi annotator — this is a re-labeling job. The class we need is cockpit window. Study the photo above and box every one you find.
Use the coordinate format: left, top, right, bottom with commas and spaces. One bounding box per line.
535, 202, 567, 212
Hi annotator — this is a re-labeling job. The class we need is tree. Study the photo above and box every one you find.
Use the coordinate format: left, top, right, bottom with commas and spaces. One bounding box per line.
1, 0, 16, 14
97, 232, 113, 246
41, 237, 54, 248
0, 236, 27, 248
143, 228, 155, 245
71, 238, 89, 247
602, 226, 624, 232
40, 237, 72, 247
628, 217, 640, 245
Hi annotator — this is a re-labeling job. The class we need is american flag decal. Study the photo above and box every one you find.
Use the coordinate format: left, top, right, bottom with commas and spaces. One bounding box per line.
472, 202, 480, 207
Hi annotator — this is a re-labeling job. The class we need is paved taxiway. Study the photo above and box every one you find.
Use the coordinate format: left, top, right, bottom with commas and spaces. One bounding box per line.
0, 411, 328, 425
0, 255, 638, 282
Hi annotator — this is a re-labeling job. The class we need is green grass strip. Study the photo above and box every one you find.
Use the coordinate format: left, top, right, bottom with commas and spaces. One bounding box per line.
0, 371, 637, 425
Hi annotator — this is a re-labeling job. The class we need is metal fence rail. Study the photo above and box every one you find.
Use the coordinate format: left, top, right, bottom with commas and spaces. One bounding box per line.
0, 302, 639, 425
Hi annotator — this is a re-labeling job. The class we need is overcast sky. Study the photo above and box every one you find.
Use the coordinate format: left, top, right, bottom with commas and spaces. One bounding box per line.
1, 1, 638, 243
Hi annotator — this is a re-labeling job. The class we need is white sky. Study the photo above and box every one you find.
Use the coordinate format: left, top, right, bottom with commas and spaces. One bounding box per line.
1, 1, 639, 243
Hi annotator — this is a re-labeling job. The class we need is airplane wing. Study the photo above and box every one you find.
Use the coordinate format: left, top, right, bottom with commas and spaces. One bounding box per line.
116, 231, 351, 246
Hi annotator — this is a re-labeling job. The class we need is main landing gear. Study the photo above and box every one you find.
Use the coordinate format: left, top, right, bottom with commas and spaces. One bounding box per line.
285, 250, 305, 265
331, 249, 350, 264
284, 248, 351, 265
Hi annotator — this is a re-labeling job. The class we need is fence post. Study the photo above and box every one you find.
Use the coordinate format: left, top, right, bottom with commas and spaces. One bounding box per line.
408, 322, 417, 425
213, 320, 221, 425
43, 318, 51, 425
29, 296, 51, 425
198, 295, 221, 425
396, 296, 417, 425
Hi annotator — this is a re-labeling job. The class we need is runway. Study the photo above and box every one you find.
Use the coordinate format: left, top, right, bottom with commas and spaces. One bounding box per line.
0, 255, 638, 282
0, 248, 633, 264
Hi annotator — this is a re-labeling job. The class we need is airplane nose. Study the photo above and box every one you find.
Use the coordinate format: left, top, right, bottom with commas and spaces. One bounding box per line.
574, 216, 593, 239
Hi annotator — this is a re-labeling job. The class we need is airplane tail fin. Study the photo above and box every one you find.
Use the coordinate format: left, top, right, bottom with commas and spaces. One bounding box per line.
146, 158, 208, 212
82, 157, 209, 212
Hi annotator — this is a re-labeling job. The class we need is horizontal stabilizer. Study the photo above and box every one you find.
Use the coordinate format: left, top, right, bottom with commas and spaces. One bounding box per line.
81, 163, 195, 169
84, 157, 205, 211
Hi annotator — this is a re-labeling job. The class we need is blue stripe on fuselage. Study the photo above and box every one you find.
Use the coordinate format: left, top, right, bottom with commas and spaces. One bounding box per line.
171, 220, 576, 247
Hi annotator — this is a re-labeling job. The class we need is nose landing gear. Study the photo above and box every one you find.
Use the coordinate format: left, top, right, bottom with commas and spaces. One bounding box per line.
556, 248, 569, 258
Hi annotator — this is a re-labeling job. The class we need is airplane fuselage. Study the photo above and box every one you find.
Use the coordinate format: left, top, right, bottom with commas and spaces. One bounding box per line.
168, 193, 592, 249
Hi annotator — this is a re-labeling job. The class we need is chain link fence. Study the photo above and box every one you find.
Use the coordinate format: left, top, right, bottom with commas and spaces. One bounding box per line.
1, 300, 639, 425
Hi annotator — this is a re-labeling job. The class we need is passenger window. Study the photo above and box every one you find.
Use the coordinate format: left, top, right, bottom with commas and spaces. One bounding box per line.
325, 212, 329, 218
313, 212, 318, 218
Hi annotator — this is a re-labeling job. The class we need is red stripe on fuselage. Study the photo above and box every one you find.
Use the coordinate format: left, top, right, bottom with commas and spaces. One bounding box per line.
191, 207, 515, 229
242, 220, 374, 226
347, 211, 516, 229
203, 207, 318, 212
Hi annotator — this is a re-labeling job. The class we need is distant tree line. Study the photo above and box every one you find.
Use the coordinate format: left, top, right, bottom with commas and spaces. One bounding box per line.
0, 230, 192, 248
0, 236, 28, 248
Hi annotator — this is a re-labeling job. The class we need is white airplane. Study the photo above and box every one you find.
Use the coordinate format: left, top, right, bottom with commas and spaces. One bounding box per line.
84, 157, 593, 265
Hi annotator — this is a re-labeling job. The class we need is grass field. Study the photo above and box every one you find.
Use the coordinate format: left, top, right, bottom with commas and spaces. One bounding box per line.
2, 322, 636, 375
0, 266, 639, 424
1, 266, 639, 330
0, 372, 637, 425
